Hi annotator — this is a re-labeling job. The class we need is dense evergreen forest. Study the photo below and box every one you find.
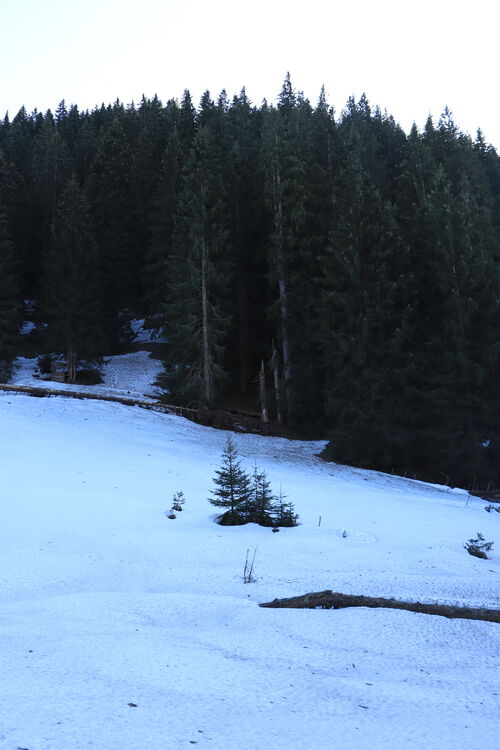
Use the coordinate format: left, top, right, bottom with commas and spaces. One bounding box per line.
1, 75, 499, 488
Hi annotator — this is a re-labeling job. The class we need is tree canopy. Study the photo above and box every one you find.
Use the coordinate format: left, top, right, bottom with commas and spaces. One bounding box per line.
1, 81, 499, 487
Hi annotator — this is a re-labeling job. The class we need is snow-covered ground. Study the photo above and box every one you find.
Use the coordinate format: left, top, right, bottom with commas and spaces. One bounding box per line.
11, 319, 164, 401
0, 357, 499, 749
11, 350, 163, 401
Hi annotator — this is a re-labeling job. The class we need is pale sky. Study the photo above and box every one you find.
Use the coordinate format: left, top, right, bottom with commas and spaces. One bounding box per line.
2, 0, 499, 149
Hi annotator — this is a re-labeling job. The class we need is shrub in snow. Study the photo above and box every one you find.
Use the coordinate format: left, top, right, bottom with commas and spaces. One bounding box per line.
37, 353, 54, 374
243, 547, 257, 583
171, 491, 185, 512
218, 510, 247, 525
484, 504, 500, 513
76, 364, 103, 385
464, 532, 494, 559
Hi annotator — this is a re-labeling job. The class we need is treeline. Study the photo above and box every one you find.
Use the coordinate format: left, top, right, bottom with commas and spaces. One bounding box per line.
0, 75, 499, 487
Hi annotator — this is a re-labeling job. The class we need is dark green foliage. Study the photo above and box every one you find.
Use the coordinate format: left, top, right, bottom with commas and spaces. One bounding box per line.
209, 437, 298, 527
144, 120, 181, 317
209, 435, 251, 518
272, 488, 299, 528
464, 532, 494, 559
74, 366, 103, 385
244, 463, 276, 526
323, 105, 500, 487
40, 179, 105, 382
37, 353, 54, 375
144, 94, 197, 320
160, 109, 232, 407
30, 112, 73, 290
2, 86, 500, 488
86, 118, 137, 344
171, 491, 185, 512
0, 153, 34, 297
321, 103, 410, 469
0, 208, 20, 380
261, 79, 315, 423
224, 88, 268, 393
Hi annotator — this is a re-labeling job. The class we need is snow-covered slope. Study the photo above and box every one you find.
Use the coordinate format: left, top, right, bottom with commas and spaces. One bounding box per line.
11, 350, 164, 401
11, 318, 164, 402
0, 390, 498, 750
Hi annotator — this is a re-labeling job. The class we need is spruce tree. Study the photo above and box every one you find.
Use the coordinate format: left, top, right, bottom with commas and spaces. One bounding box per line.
145, 92, 197, 321
261, 75, 319, 424
132, 94, 169, 283
391, 122, 500, 485
321, 100, 410, 470
145, 103, 183, 319
245, 462, 276, 526
272, 487, 299, 527
41, 179, 105, 382
0, 154, 32, 297
0, 83, 499, 487
86, 117, 137, 342
160, 112, 232, 407
209, 435, 251, 523
225, 89, 267, 394
30, 111, 73, 295
0, 208, 20, 381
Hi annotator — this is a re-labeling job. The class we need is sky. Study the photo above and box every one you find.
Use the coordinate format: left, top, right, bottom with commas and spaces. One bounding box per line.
2, 0, 499, 149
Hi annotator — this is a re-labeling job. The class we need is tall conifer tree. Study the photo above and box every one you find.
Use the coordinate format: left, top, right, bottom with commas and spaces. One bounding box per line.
41, 179, 105, 382
87, 118, 137, 338
261, 75, 313, 422
321, 103, 409, 468
0, 207, 20, 381
160, 106, 231, 407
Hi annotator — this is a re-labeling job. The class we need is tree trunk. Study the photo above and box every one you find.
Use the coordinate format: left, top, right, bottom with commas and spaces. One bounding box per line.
238, 262, 249, 394
67, 345, 77, 384
201, 234, 213, 406
272, 154, 292, 419
269, 341, 282, 425
259, 360, 269, 423
235, 203, 249, 394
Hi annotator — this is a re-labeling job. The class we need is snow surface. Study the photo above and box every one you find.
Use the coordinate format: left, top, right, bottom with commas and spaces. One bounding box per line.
129, 318, 166, 344
12, 319, 164, 401
11, 350, 163, 401
0, 359, 499, 749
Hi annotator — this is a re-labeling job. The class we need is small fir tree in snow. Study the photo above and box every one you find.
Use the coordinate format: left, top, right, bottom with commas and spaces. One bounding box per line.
209, 435, 251, 524
171, 491, 185, 511
273, 486, 299, 527
245, 462, 275, 526
464, 532, 494, 559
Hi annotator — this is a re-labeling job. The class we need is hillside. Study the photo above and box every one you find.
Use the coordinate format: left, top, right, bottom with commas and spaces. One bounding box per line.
0, 354, 499, 749
2, 93, 500, 487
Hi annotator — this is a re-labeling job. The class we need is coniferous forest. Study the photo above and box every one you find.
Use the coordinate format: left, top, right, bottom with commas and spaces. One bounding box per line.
1, 75, 499, 488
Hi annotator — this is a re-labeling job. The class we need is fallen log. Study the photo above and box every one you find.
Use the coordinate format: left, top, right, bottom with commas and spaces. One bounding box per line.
259, 590, 500, 623
0, 383, 266, 430
0, 383, 198, 415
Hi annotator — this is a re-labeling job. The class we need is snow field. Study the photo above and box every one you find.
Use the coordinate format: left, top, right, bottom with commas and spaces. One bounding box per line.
0, 391, 499, 750
11, 350, 164, 402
